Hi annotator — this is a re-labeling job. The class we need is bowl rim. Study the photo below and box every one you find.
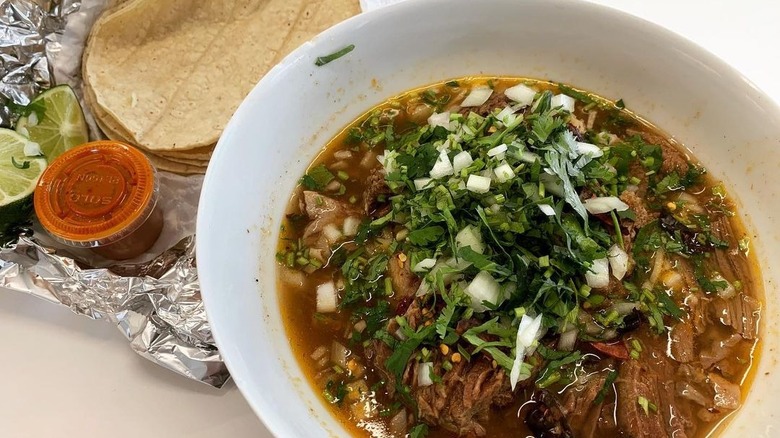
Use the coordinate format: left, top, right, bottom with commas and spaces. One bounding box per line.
197, 0, 780, 436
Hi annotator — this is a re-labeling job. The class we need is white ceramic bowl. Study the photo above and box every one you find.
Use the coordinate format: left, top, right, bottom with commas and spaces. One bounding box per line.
197, 0, 780, 436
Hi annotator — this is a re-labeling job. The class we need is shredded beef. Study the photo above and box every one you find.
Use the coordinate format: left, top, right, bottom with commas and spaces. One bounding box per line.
669, 322, 696, 363
710, 295, 760, 340
415, 355, 514, 437
364, 167, 393, 218
620, 190, 658, 230
298, 191, 361, 259
616, 360, 668, 437
525, 391, 574, 438
560, 371, 609, 438
616, 353, 690, 438
459, 93, 511, 118
388, 254, 421, 299
626, 128, 690, 175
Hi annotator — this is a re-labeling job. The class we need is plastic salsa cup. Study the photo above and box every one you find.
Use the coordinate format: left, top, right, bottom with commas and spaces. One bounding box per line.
34, 140, 164, 261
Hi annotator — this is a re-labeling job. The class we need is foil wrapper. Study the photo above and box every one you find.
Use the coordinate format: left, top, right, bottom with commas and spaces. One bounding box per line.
0, 0, 229, 388
0, 236, 228, 387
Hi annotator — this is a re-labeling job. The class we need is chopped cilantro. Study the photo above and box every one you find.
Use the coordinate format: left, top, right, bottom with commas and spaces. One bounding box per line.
594, 370, 619, 404
11, 156, 30, 169
314, 44, 355, 66
386, 324, 436, 378
323, 380, 348, 405
409, 424, 429, 438
301, 164, 335, 190
408, 225, 446, 246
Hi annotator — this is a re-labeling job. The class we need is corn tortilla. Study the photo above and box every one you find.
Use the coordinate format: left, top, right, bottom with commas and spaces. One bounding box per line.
83, 0, 360, 152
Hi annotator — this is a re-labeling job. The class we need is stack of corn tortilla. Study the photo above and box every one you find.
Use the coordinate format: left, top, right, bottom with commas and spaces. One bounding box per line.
82, 0, 359, 174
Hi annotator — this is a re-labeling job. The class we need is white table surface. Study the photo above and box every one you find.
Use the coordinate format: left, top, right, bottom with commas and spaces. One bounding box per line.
2, 1, 778, 437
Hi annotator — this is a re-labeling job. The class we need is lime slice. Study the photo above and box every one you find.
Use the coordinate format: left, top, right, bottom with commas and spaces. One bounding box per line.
16, 84, 89, 161
0, 128, 47, 244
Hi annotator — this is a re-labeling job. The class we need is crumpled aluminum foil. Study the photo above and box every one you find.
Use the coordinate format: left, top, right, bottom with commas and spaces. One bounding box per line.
0, 235, 228, 387
0, 0, 229, 388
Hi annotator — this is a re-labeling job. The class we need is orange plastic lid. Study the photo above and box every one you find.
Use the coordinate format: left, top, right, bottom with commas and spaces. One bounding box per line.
34, 140, 159, 246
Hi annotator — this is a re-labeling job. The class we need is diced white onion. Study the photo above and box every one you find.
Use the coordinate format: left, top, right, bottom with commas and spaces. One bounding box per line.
436, 139, 451, 152
17, 126, 28, 137
649, 250, 666, 286
538, 204, 556, 216
322, 224, 343, 243
334, 150, 352, 160
24, 141, 42, 157
427, 111, 451, 130
466, 175, 491, 194
558, 329, 578, 352
585, 258, 610, 289
311, 345, 328, 360
510, 314, 544, 389
456, 225, 485, 254
517, 315, 544, 347
609, 301, 639, 316
316, 282, 338, 313
676, 192, 705, 214
415, 282, 431, 297
713, 274, 736, 299
343, 217, 361, 237
330, 341, 350, 368
280, 268, 305, 288
661, 270, 684, 291
489, 204, 501, 214
587, 110, 597, 130
576, 141, 603, 158
460, 86, 493, 107
465, 271, 502, 312
504, 84, 537, 106
325, 180, 341, 192
518, 150, 540, 164
550, 94, 575, 112
354, 320, 367, 333
452, 151, 474, 172
377, 150, 398, 173
583, 196, 630, 214
494, 162, 515, 183
27, 111, 38, 127
487, 144, 508, 157
607, 244, 629, 280
495, 106, 517, 125
413, 258, 437, 273
417, 362, 434, 387
429, 150, 454, 179
414, 178, 434, 191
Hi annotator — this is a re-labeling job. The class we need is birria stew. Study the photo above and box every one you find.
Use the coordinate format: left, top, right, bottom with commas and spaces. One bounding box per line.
276, 78, 762, 438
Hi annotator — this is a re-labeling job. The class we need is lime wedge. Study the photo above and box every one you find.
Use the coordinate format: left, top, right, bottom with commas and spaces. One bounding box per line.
0, 128, 46, 206
0, 128, 47, 244
16, 84, 89, 161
